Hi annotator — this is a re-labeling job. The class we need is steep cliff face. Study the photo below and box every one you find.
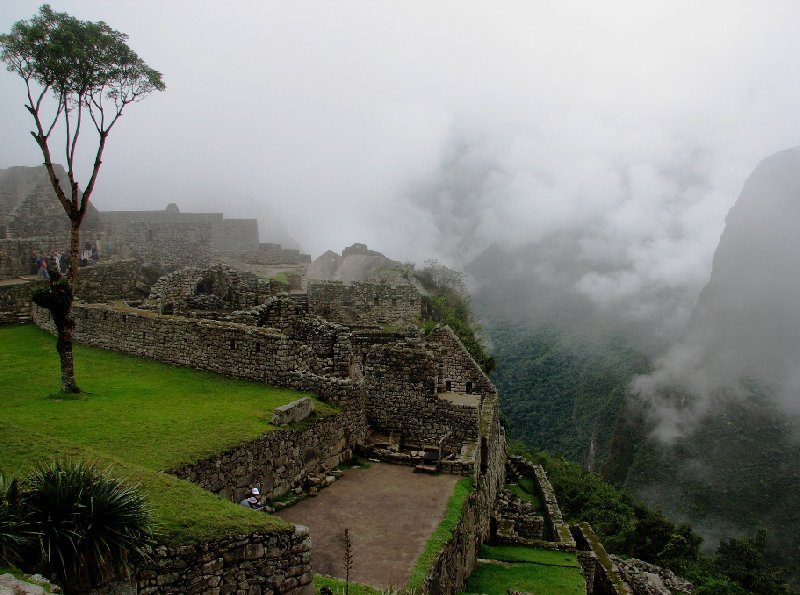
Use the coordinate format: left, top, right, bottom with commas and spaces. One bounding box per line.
683, 146, 800, 396
623, 146, 800, 575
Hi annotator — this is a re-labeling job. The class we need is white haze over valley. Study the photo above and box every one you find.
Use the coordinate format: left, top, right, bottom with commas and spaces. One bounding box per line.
2, 1, 800, 347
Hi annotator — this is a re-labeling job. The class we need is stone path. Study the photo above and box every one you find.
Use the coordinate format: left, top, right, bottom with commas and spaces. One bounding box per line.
276, 462, 461, 589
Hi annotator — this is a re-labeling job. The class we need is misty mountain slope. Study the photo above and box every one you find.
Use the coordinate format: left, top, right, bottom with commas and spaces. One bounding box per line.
488, 322, 651, 473
625, 145, 800, 576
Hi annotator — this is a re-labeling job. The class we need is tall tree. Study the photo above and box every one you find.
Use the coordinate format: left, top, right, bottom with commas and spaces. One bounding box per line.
0, 4, 164, 392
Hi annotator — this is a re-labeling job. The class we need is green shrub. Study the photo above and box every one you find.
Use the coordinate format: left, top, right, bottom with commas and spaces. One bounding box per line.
25, 459, 154, 591
0, 472, 35, 566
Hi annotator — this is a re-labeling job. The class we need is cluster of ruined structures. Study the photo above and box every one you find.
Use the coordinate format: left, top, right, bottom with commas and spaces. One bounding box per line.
0, 166, 653, 594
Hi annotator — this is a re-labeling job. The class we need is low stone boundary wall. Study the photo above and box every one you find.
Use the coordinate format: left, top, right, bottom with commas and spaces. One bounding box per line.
32, 303, 360, 407
137, 525, 313, 595
172, 410, 368, 503
572, 522, 632, 595
0, 279, 42, 324
493, 489, 545, 542
507, 455, 575, 545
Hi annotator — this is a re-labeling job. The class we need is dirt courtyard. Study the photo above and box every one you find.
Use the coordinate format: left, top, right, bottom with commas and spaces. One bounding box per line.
276, 462, 461, 589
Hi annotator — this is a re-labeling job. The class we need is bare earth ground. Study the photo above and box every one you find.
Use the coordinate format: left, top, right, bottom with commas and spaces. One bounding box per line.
276, 462, 460, 589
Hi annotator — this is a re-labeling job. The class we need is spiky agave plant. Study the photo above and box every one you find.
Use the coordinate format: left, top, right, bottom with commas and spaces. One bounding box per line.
0, 471, 36, 566
25, 459, 154, 591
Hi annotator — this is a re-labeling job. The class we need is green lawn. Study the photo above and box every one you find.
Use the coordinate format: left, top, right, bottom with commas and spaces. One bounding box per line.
0, 324, 339, 543
462, 545, 584, 595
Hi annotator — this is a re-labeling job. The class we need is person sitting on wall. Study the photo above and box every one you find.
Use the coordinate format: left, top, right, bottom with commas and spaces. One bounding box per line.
239, 487, 265, 510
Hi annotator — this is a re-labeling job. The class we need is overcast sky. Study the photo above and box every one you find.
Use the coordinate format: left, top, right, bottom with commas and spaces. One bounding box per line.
2, 1, 800, 273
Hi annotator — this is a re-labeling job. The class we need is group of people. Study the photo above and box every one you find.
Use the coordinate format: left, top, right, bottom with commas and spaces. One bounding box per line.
239, 487, 268, 511
32, 240, 101, 280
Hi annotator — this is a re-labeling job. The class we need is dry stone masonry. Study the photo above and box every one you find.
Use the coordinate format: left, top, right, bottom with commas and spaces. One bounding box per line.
137, 525, 312, 595
307, 280, 421, 327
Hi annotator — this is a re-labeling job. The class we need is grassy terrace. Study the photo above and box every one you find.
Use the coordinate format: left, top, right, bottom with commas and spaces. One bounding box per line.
0, 324, 338, 544
463, 544, 584, 594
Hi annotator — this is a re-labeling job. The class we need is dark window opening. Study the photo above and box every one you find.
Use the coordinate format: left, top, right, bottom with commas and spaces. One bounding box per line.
229, 339, 235, 350
466, 381, 473, 394
445, 380, 452, 392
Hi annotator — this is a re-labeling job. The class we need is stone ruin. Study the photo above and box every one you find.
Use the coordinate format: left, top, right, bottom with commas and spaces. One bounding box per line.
0, 165, 311, 279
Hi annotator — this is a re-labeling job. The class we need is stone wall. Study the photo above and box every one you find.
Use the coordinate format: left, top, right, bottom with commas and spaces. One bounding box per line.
121, 221, 214, 272
362, 341, 479, 449
572, 523, 633, 595
507, 455, 574, 545
308, 281, 421, 327
146, 264, 265, 314
0, 279, 43, 323
493, 489, 545, 542
225, 296, 309, 333
76, 259, 143, 303
137, 525, 312, 595
226, 243, 312, 265
429, 326, 494, 395
32, 304, 361, 407
172, 410, 368, 502
422, 392, 506, 595
219, 219, 260, 252
0, 236, 61, 277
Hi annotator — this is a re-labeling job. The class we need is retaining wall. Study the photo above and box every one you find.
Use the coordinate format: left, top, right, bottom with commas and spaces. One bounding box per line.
136, 523, 312, 595
172, 410, 368, 502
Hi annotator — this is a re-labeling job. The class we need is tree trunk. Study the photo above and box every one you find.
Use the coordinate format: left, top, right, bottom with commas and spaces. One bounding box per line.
69, 219, 81, 291
33, 273, 79, 393
56, 303, 78, 393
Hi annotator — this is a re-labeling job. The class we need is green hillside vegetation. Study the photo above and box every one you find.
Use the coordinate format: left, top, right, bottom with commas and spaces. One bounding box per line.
488, 323, 651, 471
413, 260, 496, 374
620, 389, 800, 586
0, 324, 338, 543
512, 445, 791, 594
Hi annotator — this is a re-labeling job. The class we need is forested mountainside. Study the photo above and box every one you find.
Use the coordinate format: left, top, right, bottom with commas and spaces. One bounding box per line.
487, 322, 650, 472
474, 146, 800, 584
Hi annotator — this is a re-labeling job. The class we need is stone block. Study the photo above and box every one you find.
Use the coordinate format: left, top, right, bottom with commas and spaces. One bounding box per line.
271, 397, 314, 425
244, 543, 265, 560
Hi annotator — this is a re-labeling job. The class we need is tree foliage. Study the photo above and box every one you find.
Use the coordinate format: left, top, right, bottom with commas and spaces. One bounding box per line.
0, 5, 165, 276
1, 4, 164, 393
